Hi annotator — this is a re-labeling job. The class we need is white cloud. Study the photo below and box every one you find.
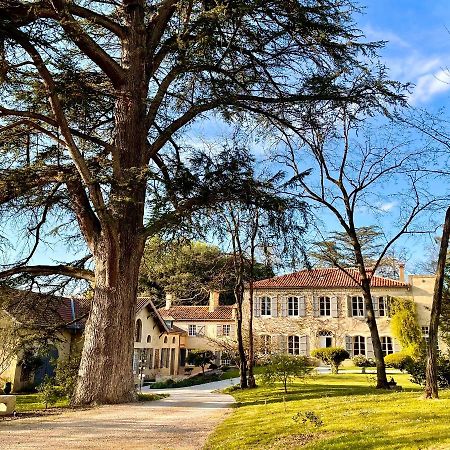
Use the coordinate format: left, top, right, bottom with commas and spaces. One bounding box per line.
409, 69, 450, 104
378, 201, 397, 212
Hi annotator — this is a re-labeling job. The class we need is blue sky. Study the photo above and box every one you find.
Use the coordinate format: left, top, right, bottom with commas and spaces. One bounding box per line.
4, 1, 450, 280
362, 0, 450, 108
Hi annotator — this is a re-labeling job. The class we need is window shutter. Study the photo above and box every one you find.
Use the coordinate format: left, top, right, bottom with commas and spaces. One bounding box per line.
229, 324, 235, 337
313, 296, 319, 317
372, 296, 379, 318
281, 297, 287, 317
254, 297, 261, 318
345, 335, 353, 356
271, 297, 278, 317
300, 335, 309, 356
299, 296, 306, 317
347, 296, 352, 317
363, 298, 368, 318
331, 296, 339, 318
217, 324, 223, 337
366, 336, 374, 359
393, 337, 401, 353
278, 335, 287, 353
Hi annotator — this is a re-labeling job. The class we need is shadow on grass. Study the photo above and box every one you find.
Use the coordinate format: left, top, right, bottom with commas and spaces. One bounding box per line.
232, 382, 416, 408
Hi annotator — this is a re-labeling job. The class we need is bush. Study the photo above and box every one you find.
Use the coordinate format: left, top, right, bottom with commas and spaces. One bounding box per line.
260, 354, 312, 393
384, 352, 413, 371
208, 363, 218, 370
352, 355, 376, 373
311, 347, 349, 374
55, 352, 81, 399
406, 356, 450, 388
186, 350, 215, 374
37, 376, 63, 409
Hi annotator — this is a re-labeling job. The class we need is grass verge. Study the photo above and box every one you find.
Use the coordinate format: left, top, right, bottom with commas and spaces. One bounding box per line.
206, 372, 450, 450
137, 393, 169, 402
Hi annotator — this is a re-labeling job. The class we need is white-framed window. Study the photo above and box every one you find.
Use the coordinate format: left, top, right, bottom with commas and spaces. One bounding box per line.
381, 336, 394, 356
288, 335, 301, 355
422, 326, 429, 343
188, 324, 197, 336
319, 296, 331, 316
378, 297, 387, 317
222, 324, 231, 336
352, 296, 364, 317
353, 335, 366, 355
318, 330, 333, 348
288, 296, 299, 316
261, 296, 271, 316
260, 334, 272, 355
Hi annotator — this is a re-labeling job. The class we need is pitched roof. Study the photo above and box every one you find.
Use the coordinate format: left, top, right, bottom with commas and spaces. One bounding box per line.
1, 288, 89, 329
136, 297, 170, 333
252, 268, 409, 289
159, 305, 234, 321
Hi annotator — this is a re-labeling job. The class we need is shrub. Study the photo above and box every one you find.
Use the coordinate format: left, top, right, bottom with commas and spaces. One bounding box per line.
186, 350, 215, 374
311, 347, 349, 374
406, 356, 450, 388
352, 355, 376, 373
55, 352, 82, 399
260, 354, 313, 393
384, 352, 413, 371
37, 376, 63, 409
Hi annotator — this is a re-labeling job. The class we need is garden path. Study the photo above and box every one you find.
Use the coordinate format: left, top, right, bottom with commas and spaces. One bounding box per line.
0, 378, 238, 449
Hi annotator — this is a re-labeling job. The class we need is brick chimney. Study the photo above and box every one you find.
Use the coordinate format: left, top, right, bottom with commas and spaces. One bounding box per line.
209, 290, 220, 312
399, 263, 405, 283
165, 293, 173, 310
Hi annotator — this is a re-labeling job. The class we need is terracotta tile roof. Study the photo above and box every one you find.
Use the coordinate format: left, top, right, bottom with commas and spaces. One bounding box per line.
1, 288, 89, 329
253, 268, 409, 289
159, 305, 234, 321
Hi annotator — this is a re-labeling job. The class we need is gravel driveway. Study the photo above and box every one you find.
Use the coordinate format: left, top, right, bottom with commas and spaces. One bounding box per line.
0, 378, 238, 450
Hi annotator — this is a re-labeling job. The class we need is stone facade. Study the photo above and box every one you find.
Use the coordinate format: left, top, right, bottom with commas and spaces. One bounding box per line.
244, 269, 435, 359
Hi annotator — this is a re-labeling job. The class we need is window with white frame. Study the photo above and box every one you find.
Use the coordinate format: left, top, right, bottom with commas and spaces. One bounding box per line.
288, 335, 301, 355
353, 335, 366, 355
319, 296, 331, 316
422, 326, 429, 343
260, 334, 272, 354
261, 296, 271, 316
378, 297, 386, 317
381, 336, 394, 356
222, 324, 231, 336
188, 324, 197, 336
288, 296, 299, 316
352, 296, 364, 317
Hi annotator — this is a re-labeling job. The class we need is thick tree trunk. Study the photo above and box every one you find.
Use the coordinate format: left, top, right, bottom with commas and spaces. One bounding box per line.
72, 234, 144, 405
425, 206, 450, 399
73, 1, 149, 405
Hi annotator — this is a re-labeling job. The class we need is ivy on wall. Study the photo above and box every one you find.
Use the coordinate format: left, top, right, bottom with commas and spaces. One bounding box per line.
389, 297, 424, 358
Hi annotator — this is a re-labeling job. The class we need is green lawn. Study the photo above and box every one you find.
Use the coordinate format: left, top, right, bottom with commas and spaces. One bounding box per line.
15, 393, 69, 412
206, 373, 450, 450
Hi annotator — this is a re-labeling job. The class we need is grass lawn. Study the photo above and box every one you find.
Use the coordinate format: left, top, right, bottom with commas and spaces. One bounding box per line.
206, 373, 450, 450
14, 392, 168, 413
15, 393, 69, 412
